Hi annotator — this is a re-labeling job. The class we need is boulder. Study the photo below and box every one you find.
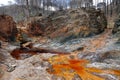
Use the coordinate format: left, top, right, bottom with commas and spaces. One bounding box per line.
0, 15, 18, 42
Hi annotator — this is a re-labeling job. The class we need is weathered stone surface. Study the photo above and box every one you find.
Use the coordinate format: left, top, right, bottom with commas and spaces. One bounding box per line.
112, 15, 120, 34
26, 8, 107, 42
27, 21, 44, 36
100, 50, 120, 60
0, 54, 53, 80
112, 15, 120, 43
0, 15, 18, 42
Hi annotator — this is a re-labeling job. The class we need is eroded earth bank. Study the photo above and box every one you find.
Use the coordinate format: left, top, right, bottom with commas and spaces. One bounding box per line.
0, 8, 120, 80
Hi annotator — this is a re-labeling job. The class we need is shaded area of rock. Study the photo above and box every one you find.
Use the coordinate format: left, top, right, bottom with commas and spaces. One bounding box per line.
27, 20, 44, 36
0, 49, 11, 63
112, 15, 120, 34
100, 50, 120, 61
0, 15, 18, 42
112, 14, 120, 43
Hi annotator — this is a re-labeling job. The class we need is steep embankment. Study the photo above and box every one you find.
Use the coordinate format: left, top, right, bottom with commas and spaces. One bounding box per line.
24, 8, 107, 42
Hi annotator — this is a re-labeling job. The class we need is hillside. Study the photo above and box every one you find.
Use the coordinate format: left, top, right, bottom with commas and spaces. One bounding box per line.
0, 6, 120, 80
19, 8, 107, 43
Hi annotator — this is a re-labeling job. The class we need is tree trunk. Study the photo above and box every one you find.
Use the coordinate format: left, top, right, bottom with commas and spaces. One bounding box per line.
26, 0, 30, 19
110, 0, 113, 16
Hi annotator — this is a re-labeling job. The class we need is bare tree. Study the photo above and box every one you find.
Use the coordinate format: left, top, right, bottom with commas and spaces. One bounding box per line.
25, 0, 30, 19
113, 0, 120, 13
110, 0, 113, 16
14, 0, 30, 19
69, 0, 93, 9
8, 1, 13, 5
14, 0, 25, 5
0, 4, 5, 14
103, 0, 106, 15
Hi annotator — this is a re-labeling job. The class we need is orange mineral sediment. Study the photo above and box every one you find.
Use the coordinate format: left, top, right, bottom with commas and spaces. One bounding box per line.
47, 55, 120, 80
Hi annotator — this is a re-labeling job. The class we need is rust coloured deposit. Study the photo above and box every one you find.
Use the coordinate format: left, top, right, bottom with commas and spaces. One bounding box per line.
10, 48, 70, 60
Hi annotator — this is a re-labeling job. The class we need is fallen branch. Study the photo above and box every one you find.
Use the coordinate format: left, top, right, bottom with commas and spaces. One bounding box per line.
10, 47, 70, 60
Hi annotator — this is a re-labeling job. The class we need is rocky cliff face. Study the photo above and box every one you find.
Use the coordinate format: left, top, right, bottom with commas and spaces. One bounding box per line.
27, 8, 107, 42
0, 15, 18, 42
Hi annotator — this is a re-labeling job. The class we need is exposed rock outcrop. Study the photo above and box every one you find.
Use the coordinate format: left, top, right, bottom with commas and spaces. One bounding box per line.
28, 21, 44, 36
0, 15, 18, 42
112, 15, 120, 34
27, 8, 107, 42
